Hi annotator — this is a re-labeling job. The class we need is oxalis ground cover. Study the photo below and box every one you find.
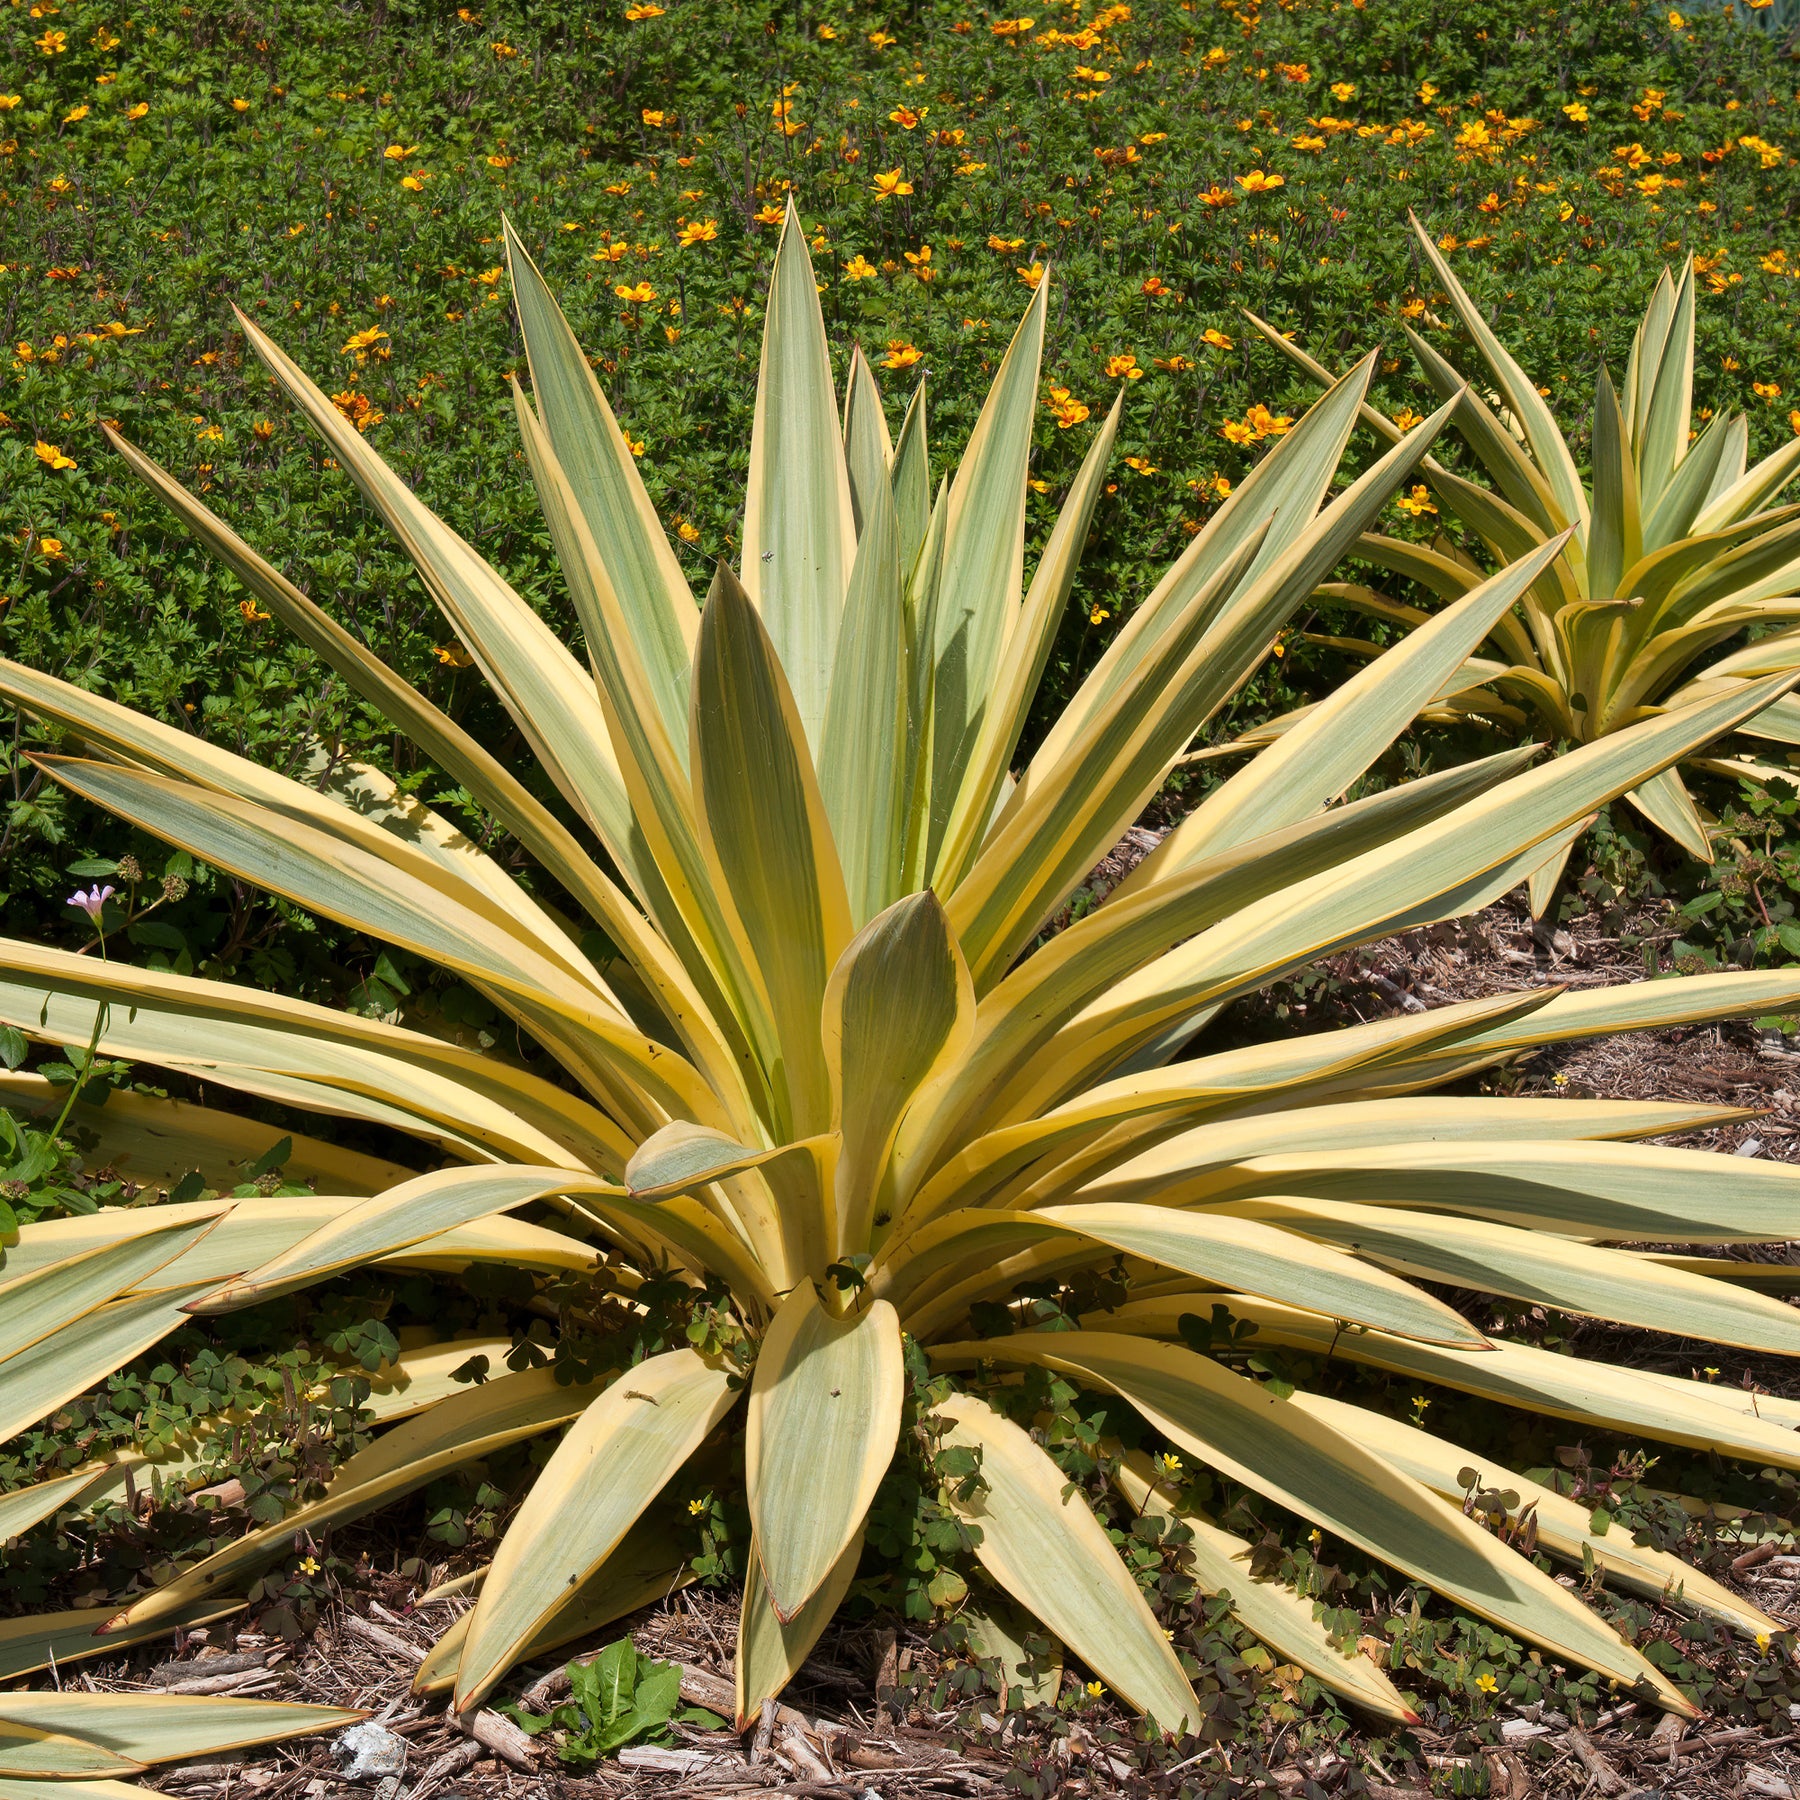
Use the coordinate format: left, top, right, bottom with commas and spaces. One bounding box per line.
9, 0, 1800, 1796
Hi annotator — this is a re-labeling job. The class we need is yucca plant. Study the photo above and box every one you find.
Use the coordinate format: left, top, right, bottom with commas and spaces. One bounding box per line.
6, 204, 1800, 1747
1248, 213, 1800, 911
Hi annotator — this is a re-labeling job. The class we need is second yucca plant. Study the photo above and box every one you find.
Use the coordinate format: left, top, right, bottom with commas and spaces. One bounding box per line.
1252, 213, 1800, 909
5, 204, 1800, 1747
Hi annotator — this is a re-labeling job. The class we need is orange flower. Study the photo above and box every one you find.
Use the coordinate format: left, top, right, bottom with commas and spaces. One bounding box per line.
990, 16, 1035, 34
1395, 483, 1437, 517
882, 340, 924, 370
433, 642, 475, 667
889, 105, 922, 128
1140, 275, 1170, 295
677, 218, 719, 246
1104, 352, 1141, 380
641, 109, 668, 127
1244, 403, 1292, 438
384, 142, 417, 159
614, 281, 657, 304
1235, 169, 1285, 193
624, 2, 666, 15
1201, 328, 1233, 350
988, 234, 1025, 251
34, 440, 77, 471
1197, 185, 1239, 209
1016, 262, 1045, 289
843, 254, 878, 280
872, 167, 913, 199
1044, 385, 1089, 428
754, 203, 785, 224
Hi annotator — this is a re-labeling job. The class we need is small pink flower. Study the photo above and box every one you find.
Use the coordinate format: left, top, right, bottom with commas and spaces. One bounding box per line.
68, 884, 115, 922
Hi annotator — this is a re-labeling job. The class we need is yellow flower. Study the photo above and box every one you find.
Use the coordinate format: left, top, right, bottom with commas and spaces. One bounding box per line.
239, 598, 272, 622
754, 203, 785, 224
231, 97, 250, 112
1221, 418, 1256, 446
1124, 455, 1157, 475
872, 167, 913, 199
1072, 66, 1110, 83
882, 340, 923, 370
614, 281, 657, 304
867, 29, 897, 48
1016, 262, 1045, 289
126, 102, 148, 120
487, 152, 514, 167
1418, 80, 1439, 104
384, 142, 417, 159
1330, 80, 1356, 101
1563, 101, 1589, 122
676, 518, 700, 542
843, 254, 878, 280
1754, 381, 1782, 400
36, 27, 67, 53
433, 642, 474, 667
63, 105, 90, 124
1045, 385, 1089, 428
1789, 410, 1800, 436
1667, 8, 1685, 26
624, 2, 665, 15
988, 234, 1025, 252
341, 326, 389, 355
817, 23, 838, 38
1089, 605, 1109, 625
1235, 169, 1284, 193
688, 1497, 708, 1514
34, 440, 77, 471
889, 105, 923, 128
677, 218, 719, 247
1292, 134, 1325, 152
641, 109, 667, 127
1157, 1452, 1183, 1476
903, 244, 933, 279
1392, 406, 1424, 431
298, 1556, 320, 1575
1245, 403, 1292, 438
1396, 483, 1437, 516
1085, 1680, 1104, 1698
38, 537, 66, 561
1105, 352, 1141, 380
1201, 328, 1233, 350
954, 160, 987, 176
0, 96, 21, 109
1475, 1672, 1497, 1693
991, 16, 1036, 35
400, 173, 428, 191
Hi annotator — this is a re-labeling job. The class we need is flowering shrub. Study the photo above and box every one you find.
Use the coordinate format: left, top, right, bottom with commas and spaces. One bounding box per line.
2, 0, 1800, 1004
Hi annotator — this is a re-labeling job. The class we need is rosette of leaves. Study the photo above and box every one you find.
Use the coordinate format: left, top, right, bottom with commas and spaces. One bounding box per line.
1249, 212, 1800, 910
3, 203, 1800, 1746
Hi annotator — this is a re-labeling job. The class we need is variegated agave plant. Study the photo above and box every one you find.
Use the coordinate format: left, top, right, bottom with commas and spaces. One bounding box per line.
1250, 213, 1800, 912
5, 202, 1800, 1747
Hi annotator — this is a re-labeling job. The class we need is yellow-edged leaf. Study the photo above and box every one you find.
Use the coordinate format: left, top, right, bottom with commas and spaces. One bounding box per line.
452, 1350, 737, 1711
747, 1286, 901, 1619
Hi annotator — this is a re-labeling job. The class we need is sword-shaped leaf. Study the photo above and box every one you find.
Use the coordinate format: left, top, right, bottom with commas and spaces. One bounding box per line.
932, 1392, 1200, 1733
453, 1350, 737, 1710
747, 1285, 901, 1619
